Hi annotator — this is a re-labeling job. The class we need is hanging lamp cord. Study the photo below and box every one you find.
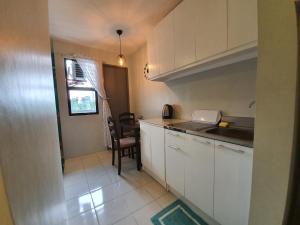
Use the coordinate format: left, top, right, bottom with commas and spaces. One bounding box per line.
119, 34, 122, 55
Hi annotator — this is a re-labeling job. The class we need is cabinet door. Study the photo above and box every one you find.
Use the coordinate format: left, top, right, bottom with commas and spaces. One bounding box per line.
165, 131, 186, 195
228, 0, 258, 49
214, 141, 253, 225
140, 123, 152, 170
173, 0, 197, 68
185, 135, 214, 217
157, 12, 175, 74
195, 0, 227, 60
150, 126, 165, 181
147, 30, 160, 78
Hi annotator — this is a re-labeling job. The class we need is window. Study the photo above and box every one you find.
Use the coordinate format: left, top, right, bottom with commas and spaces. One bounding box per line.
64, 58, 99, 116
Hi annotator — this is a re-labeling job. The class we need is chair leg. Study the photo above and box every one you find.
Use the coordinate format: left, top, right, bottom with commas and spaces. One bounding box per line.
118, 148, 122, 175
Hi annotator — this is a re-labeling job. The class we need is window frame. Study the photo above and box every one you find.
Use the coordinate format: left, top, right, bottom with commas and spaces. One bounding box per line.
64, 58, 99, 116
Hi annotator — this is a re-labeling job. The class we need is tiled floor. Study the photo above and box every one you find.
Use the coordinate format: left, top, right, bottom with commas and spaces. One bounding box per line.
64, 150, 177, 225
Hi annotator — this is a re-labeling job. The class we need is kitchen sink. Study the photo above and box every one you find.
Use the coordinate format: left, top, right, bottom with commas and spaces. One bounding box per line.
205, 127, 254, 141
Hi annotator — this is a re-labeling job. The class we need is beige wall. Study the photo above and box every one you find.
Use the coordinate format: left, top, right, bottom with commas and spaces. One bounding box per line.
0, 0, 66, 224
128, 45, 257, 120
0, 169, 14, 225
52, 39, 121, 158
249, 1, 298, 225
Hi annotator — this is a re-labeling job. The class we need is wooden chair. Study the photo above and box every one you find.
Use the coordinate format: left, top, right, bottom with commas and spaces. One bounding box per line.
107, 116, 141, 175
119, 112, 135, 138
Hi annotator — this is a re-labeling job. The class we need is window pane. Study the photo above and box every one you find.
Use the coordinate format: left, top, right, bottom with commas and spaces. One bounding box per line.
69, 90, 97, 114
65, 59, 93, 88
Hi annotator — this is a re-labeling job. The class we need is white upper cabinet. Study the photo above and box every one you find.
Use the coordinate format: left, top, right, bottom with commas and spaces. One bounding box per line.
228, 0, 258, 49
147, 29, 160, 78
157, 12, 175, 74
195, 0, 227, 60
173, 0, 197, 68
214, 141, 253, 225
146, 0, 257, 81
185, 135, 214, 217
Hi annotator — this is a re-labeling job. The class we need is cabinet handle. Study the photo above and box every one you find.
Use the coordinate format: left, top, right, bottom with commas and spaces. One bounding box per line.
192, 138, 211, 145
217, 144, 245, 154
168, 145, 181, 151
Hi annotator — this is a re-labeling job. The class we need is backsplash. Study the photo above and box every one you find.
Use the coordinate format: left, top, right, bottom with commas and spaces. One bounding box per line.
128, 45, 257, 120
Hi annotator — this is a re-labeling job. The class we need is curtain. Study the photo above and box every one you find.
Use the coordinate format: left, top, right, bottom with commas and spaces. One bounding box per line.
76, 58, 112, 148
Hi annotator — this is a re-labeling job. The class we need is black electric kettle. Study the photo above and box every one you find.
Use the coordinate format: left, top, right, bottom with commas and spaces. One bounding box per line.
162, 104, 174, 119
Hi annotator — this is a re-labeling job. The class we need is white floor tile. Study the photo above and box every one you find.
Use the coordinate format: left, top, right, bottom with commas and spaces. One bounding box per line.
82, 155, 102, 169
66, 193, 94, 219
155, 192, 177, 208
143, 181, 167, 199
67, 209, 99, 225
133, 202, 162, 225
65, 181, 90, 200
113, 215, 138, 225
121, 187, 154, 213
64, 171, 86, 188
91, 180, 135, 207
85, 165, 108, 179
95, 198, 131, 225
87, 174, 114, 192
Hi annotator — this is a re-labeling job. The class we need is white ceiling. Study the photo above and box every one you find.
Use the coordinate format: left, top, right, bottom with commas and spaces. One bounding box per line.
48, 0, 181, 55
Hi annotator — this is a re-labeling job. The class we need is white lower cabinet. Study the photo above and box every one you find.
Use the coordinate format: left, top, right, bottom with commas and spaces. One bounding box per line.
140, 122, 165, 184
142, 124, 253, 225
214, 140, 253, 225
185, 135, 214, 218
165, 130, 186, 196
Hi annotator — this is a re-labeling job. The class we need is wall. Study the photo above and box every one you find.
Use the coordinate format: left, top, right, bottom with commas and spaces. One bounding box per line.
249, 1, 298, 225
0, 0, 66, 224
128, 45, 257, 120
52, 39, 120, 158
0, 169, 14, 225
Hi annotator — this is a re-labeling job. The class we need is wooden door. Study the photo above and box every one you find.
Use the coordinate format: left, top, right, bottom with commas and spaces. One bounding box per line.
103, 64, 129, 127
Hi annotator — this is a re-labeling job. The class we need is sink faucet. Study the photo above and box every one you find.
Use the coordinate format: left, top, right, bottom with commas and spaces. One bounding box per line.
249, 100, 256, 108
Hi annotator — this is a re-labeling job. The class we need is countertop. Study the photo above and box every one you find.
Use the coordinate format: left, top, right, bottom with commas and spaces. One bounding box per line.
140, 118, 254, 148
139, 118, 187, 127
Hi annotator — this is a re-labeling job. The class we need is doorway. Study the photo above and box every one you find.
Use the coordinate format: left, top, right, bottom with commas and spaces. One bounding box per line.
103, 64, 130, 128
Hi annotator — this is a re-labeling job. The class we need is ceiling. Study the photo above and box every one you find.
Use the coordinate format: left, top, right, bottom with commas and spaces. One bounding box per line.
48, 0, 182, 55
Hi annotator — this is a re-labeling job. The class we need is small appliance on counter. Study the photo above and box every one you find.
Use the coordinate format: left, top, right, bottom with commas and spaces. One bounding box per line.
162, 104, 174, 119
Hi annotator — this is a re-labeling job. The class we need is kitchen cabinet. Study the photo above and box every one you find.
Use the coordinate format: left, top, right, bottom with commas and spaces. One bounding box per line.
228, 0, 258, 49
147, 29, 160, 78
165, 130, 186, 195
157, 12, 175, 74
146, 0, 257, 81
195, 0, 227, 60
185, 135, 214, 217
140, 122, 152, 171
214, 140, 253, 225
140, 122, 165, 184
173, 0, 197, 68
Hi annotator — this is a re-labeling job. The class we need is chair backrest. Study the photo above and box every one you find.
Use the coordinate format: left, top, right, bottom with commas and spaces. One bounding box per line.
107, 116, 119, 141
119, 112, 135, 125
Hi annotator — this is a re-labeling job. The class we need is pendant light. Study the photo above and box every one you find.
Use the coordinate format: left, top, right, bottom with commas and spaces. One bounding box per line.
116, 29, 125, 66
